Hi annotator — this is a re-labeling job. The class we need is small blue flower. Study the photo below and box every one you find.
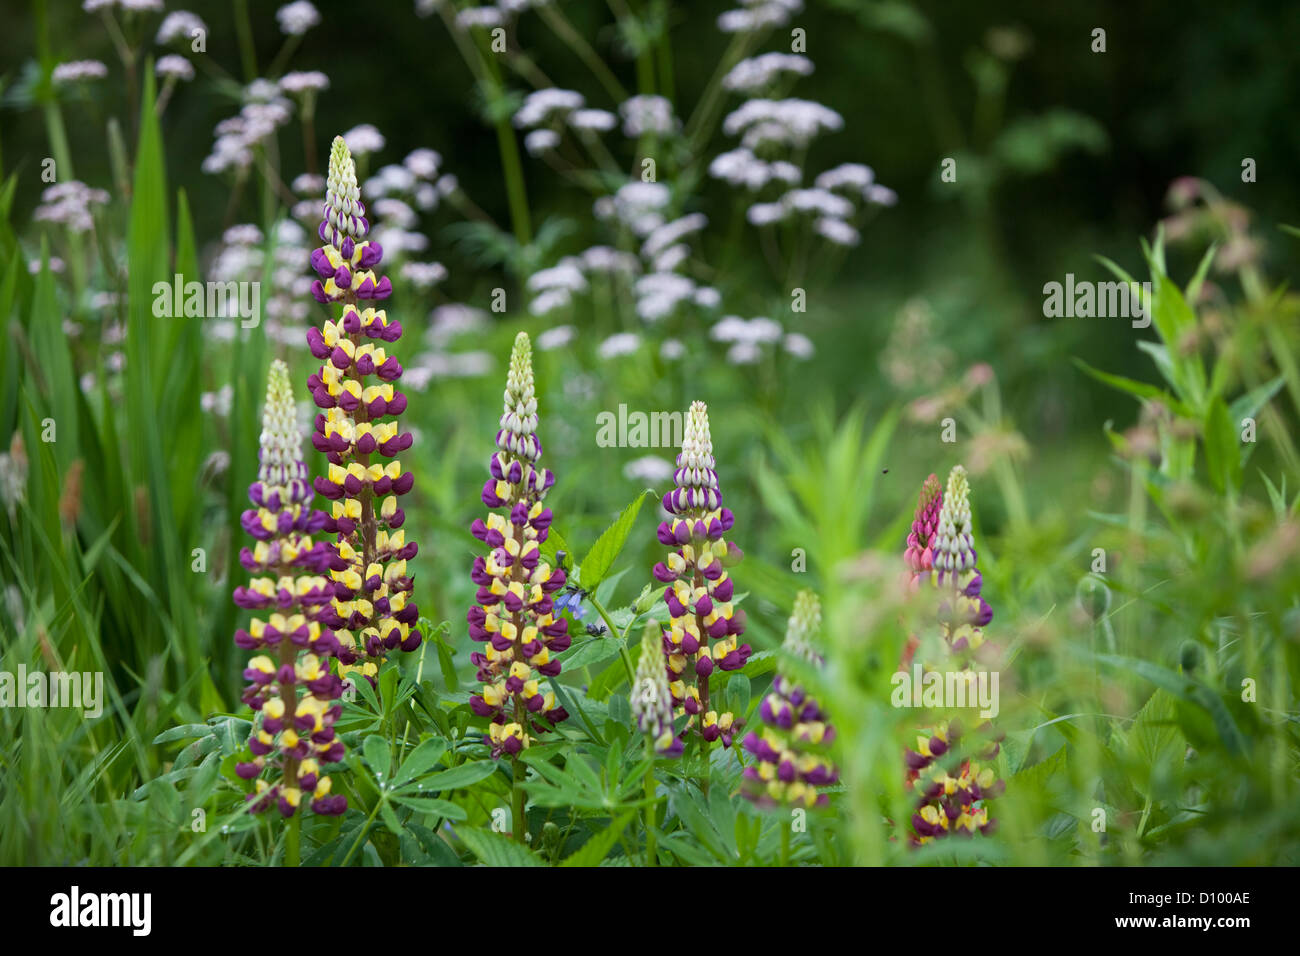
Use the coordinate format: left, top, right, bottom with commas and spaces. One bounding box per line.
554, 589, 586, 620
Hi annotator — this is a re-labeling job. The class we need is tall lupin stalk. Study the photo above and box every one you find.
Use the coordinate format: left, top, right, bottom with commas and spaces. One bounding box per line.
652, 401, 752, 782
467, 333, 572, 840
901, 466, 1005, 843
234, 360, 348, 840
740, 590, 839, 811
307, 136, 422, 683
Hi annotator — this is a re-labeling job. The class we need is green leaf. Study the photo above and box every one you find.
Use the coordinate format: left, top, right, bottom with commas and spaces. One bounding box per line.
152, 724, 217, 745
422, 760, 499, 790
392, 737, 449, 788
1073, 358, 1189, 416
577, 490, 654, 590
1228, 375, 1285, 427
456, 827, 546, 866
560, 812, 636, 866
563, 636, 624, 671
1203, 396, 1241, 493
363, 734, 391, 785
389, 796, 468, 820
539, 524, 571, 570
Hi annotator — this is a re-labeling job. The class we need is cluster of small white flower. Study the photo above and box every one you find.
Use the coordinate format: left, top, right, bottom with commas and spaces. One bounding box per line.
418, 0, 551, 20
206, 220, 314, 347
513, 88, 619, 158
51, 60, 110, 85
34, 182, 110, 234
203, 80, 295, 175
717, 0, 804, 34
402, 304, 495, 390
711, 314, 813, 364
712, 47, 896, 248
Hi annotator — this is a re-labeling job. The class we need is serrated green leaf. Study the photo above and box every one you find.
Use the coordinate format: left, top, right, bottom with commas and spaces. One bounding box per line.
456, 827, 546, 866
560, 811, 636, 866
577, 490, 654, 590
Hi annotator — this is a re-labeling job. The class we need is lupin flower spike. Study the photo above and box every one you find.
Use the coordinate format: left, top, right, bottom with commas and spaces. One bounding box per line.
633, 625, 684, 757
652, 401, 751, 748
468, 332, 571, 758
929, 465, 993, 649
741, 590, 838, 808
901, 466, 1004, 843
904, 473, 942, 576
233, 360, 347, 817
307, 135, 421, 681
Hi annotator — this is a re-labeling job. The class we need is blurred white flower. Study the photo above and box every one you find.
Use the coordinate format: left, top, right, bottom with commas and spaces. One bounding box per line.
785, 187, 853, 218
866, 184, 898, 206
400, 261, 448, 289
292, 172, 325, 195
157, 11, 207, 44
457, 6, 504, 29
223, 224, 264, 246
746, 201, 787, 226
694, 287, 721, 309
723, 52, 813, 93
515, 88, 584, 128
373, 197, 418, 229
276, 1, 321, 35
30, 257, 66, 274
529, 288, 573, 316
723, 98, 842, 148
404, 148, 442, 179
569, 108, 617, 132
427, 304, 488, 347
712, 315, 784, 348
717, 1, 802, 34
156, 55, 195, 81
784, 332, 815, 359
52, 60, 109, 84
373, 228, 428, 254
815, 216, 859, 246
524, 129, 561, 156
581, 245, 640, 275
413, 182, 439, 211
747, 317, 784, 343
201, 384, 234, 416
598, 332, 642, 359
815, 163, 874, 191
528, 262, 587, 293
635, 272, 697, 322
619, 95, 679, 137
34, 181, 109, 233
595, 182, 671, 236
279, 71, 330, 94
652, 244, 689, 272
412, 350, 494, 380
365, 164, 415, 198
641, 213, 707, 259
726, 341, 763, 365
709, 147, 801, 190
343, 123, 385, 156
624, 455, 675, 484
660, 338, 686, 360
536, 325, 577, 351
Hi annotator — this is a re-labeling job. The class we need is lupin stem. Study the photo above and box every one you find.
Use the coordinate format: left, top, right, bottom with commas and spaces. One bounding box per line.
643, 745, 658, 866
512, 756, 527, 845
286, 811, 301, 867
